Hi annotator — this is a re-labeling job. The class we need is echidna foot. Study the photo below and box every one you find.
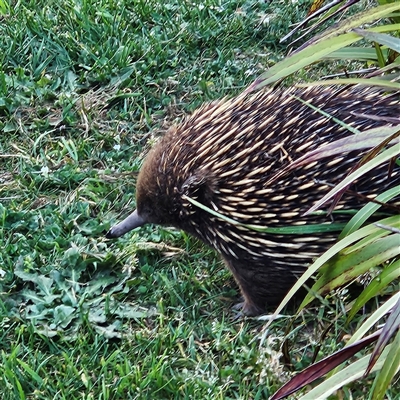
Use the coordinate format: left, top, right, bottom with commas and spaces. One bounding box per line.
232, 301, 264, 317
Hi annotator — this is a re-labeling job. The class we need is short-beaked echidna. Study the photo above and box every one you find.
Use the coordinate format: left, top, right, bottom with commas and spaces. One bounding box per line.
107, 86, 400, 316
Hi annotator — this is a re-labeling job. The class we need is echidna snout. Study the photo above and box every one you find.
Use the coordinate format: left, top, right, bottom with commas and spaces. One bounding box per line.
107, 86, 400, 316
106, 209, 146, 238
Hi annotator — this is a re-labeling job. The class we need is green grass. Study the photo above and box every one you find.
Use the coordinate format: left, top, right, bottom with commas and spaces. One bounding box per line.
1, 0, 396, 399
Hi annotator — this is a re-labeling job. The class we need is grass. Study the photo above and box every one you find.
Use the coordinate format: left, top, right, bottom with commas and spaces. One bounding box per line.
1, 0, 397, 399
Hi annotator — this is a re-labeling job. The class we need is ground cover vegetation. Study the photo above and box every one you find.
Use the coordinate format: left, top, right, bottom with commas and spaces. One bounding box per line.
0, 0, 399, 399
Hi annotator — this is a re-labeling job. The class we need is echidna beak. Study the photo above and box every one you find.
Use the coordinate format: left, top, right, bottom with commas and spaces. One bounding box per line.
106, 209, 146, 239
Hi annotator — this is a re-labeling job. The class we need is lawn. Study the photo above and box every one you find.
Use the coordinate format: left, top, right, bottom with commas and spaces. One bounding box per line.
0, 0, 394, 399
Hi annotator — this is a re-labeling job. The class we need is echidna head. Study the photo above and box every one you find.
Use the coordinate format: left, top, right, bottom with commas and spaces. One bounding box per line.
134, 158, 175, 227
106, 133, 218, 239
106, 138, 185, 238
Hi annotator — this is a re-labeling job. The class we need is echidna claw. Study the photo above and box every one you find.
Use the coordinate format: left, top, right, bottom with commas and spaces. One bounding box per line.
232, 299, 266, 318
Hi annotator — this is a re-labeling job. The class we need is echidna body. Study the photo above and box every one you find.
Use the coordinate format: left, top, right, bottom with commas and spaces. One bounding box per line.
108, 86, 400, 316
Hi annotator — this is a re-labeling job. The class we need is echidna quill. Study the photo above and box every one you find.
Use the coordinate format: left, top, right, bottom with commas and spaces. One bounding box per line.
107, 86, 400, 316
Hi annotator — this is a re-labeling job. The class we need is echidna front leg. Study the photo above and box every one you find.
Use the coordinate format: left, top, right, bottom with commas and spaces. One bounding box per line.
223, 257, 300, 316
232, 299, 264, 317
223, 259, 270, 316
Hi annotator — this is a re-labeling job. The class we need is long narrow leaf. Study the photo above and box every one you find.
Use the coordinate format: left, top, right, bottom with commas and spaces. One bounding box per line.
366, 298, 400, 375
182, 195, 347, 234
339, 185, 400, 239
366, 56, 400, 78
305, 144, 400, 215
296, 7, 400, 52
262, 216, 399, 327
354, 29, 400, 52
267, 126, 400, 187
297, 77, 400, 90
323, 47, 388, 60
286, 0, 362, 48
304, 234, 400, 303
297, 216, 400, 310
271, 330, 381, 400
371, 325, 400, 400
341, 224, 396, 254
16, 359, 44, 385
248, 6, 400, 90
375, 41, 387, 68
280, 0, 346, 43
347, 260, 400, 321
347, 293, 400, 345
297, 343, 394, 400
328, 125, 400, 212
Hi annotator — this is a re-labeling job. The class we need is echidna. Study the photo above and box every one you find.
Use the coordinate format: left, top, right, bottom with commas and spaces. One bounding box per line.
107, 86, 400, 316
